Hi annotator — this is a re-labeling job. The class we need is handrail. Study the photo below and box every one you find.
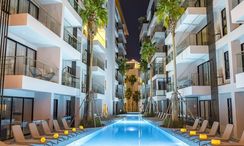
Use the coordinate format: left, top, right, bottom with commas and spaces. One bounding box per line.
63, 28, 82, 52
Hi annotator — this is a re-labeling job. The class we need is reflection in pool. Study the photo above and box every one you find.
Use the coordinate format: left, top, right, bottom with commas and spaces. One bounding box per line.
68, 114, 188, 146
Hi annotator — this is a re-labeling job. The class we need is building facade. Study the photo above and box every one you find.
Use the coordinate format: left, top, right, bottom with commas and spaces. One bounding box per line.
140, 0, 244, 138
0, 0, 127, 140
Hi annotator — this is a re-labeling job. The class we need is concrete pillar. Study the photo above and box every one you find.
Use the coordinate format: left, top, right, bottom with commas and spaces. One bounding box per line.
33, 92, 54, 128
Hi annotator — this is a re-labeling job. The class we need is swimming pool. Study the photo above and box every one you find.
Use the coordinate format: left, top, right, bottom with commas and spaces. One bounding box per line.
68, 114, 188, 146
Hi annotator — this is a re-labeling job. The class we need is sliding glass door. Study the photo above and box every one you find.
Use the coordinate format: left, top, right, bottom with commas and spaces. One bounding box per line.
0, 97, 34, 140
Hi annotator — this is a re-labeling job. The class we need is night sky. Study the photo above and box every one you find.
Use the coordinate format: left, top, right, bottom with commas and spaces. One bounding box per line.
119, 0, 149, 61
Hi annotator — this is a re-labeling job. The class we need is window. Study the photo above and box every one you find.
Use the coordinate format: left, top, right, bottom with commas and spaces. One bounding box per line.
66, 100, 72, 116
10, 0, 39, 19
227, 98, 233, 124
196, 25, 208, 45
241, 43, 244, 72
221, 8, 227, 36
195, 0, 206, 7
53, 99, 58, 119
197, 61, 211, 86
0, 97, 34, 140
5, 38, 37, 75
224, 51, 230, 79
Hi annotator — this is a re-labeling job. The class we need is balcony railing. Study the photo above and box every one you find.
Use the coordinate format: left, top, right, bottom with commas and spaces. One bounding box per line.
63, 28, 82, 52
153, 89, 166, 96
92, 82, 105, 94
178, 73, 210, 89
236, 52, 244, 73
62, 71, 80, 88
5, 56, 58, 83
68, 0, 84, 15
153, 63, 164, 76
10, 0, 61, 36
181, 0, 207, 7
93, 57, 105, 70
167, 82, 174, 92
82, 49, 87, 64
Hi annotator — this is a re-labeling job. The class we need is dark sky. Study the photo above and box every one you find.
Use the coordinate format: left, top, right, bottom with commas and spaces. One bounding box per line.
119, 0, 149, 61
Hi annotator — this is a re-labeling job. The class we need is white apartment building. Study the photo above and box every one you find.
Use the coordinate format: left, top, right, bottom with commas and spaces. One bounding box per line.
139, 0, 168, 114
0, 0, 127, 140
141, 0, 244, 138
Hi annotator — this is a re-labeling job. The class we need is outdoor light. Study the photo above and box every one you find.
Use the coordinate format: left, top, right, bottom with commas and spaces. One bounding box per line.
72, 128, 77, 132
53, 133, 59, 139
199, 134, 207, 140
211, 139, 221, 145
189, 131, 196, 136
180, 128, 187, 133
40, 137, 46, 143
64, 130, 69, 135
79, 125, 84, 130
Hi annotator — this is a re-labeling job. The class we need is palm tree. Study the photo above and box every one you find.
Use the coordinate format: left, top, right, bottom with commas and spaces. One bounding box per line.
132, 91, 141, 112
156, 0, 184, 122
140, 59, 148, 112
127, 75, 137, 110
125, 88, 132, 111
80, 0, 108, 123
117, 58, 128, 111
140, 38, 156, 114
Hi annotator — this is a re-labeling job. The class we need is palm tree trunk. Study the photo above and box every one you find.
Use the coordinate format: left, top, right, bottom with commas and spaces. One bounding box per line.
171, 30, 179, 122
144, 73, 147, 112
149, 63, 153, 114
85, 31, 94, 122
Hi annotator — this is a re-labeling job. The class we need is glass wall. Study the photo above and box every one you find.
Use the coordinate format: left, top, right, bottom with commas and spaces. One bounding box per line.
0, 97, 34, 140
197, 61, 211, 86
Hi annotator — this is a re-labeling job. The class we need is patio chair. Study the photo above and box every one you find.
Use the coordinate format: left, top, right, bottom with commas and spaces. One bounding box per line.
173, 118, 200, 133
41, 120, 67, 139
216, 131, 244, 145
29, 123, 61, 142
29, 66, 42, 78
61, 118, 83, 133
53, 120, 76, 137
12, 125, 52, 145
199, 124, 233, 145
183, 120, 208, 137
191, 121, 219, 141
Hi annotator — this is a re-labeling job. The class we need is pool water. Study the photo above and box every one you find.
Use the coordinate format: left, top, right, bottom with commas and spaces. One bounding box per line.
69, 114, 188, 146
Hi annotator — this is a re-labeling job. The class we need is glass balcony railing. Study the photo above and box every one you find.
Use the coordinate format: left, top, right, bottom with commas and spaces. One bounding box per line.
10, 0, 61, 36
63, 28, 82, 52
178, 73, 210, 89
62, 71, 80, 88
116, 85, 124, 99
181, 0, 206, 7
153, 63, 164, 76
68, 0, 83, 15
153, 89, 166, 96
82, 49, 87, 64
236, 52, 244, 74
92, 82, 105, 94
62, 67, 80, 88
5, 56, 59, 83
93, 57, 105, 70
167, 82, 174, 92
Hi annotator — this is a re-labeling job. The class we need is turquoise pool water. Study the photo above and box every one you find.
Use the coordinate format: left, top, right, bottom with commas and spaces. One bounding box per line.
68, 114, 188, 146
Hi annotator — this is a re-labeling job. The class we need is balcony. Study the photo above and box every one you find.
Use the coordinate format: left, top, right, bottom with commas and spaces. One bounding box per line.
94, 40, 105, 54
139, 23, 149, 40
231, 0, 244, 23
166, 35, 209, 71
116, 85, 124, 99
82, 49, 87, 64
63, 28, 82, 52
62, 67, 80, 89
177, 73, 211, 97
92, 57, 105, 76
176, 0, 207, 32
9, 0, 61, 36
236, 53, 244, 88
92, 82, 105, 95
152, 90, 166, 101
5, 56, 58, 83
152, 63, 165, 81
152, 32, 165, 44
117, 42, 127, 55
